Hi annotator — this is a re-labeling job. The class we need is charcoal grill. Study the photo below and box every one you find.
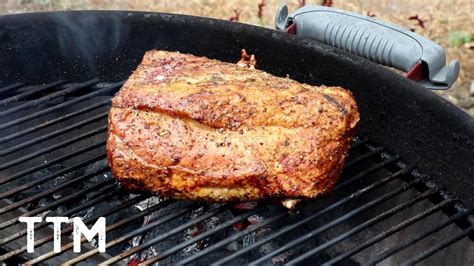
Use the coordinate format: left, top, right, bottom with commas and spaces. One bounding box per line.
0, 10, 473, 265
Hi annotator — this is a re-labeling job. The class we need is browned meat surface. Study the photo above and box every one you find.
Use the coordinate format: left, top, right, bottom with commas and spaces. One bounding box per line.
107, 50, 359, 202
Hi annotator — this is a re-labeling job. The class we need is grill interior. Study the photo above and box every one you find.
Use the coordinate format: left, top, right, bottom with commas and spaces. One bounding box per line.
0, 80, 473, 265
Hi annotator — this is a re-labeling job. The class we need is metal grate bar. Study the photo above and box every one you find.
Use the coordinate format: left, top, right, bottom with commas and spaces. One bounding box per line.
0, 182, 118, 246
0, 125, 107, 171
0, 79, 99, 117
0, 194, 147, 262
402, 223, 474, 266
212, 164, 412, 265
0, 83, 25, 95
102, 199, 173, 232
27, 199, 174, 264
0, 178, 115, 230
0, 80, 65, 105
344, 146, 383, 169
180, 210, 289, 265
322, 199, 455, 265
334, 155, 400, 190
40, 184, 119, 219
101, 205, 230, 265
0, 77, 470, 265
367, 211, 470, 265
0, 81, 122, 130
0, 154, 106, 199
0, 112, 108, 156
287, 189, 436, 264
249, 179, 419, 265
143, 206, 266, 264
0, 100, 109, 144
64, 203, 195, 264
0, 165, 108, 214
0, 141, 105, 185
350, 137, 368, 148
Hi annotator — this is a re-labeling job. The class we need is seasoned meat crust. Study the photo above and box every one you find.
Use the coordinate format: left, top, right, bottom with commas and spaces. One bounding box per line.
107, 50, 359, 202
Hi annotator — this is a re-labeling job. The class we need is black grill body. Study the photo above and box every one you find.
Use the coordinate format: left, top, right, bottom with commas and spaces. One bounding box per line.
0, 11, 473, 265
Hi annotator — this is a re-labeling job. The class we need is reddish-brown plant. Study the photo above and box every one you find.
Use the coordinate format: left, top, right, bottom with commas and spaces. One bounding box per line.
229, 9, 241, 22
321, 0, 333, 7
409, 14, 425, 29
367, 11, 376, 17
257, 0, 265, 19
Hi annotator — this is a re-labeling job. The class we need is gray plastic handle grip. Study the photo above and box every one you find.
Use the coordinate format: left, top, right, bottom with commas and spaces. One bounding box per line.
276, 5, 459, 90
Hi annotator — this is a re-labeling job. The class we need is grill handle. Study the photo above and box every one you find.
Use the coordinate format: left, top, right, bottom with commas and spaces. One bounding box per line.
275, 5, 459, 90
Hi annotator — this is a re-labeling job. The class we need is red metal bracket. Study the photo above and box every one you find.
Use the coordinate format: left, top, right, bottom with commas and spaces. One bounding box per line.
404, 63, 426, 82
285, 21, 297, 35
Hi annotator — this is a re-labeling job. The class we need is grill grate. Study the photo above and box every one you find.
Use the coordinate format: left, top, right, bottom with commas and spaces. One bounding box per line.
0, 81, 472, 265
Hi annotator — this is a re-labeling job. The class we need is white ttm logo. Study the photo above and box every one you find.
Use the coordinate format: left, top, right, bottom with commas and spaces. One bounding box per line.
19, 216, 106, 253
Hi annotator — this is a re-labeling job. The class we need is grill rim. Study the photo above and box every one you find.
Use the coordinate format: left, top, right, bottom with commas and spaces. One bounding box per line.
0, 10, 472, 209
0, 78, 471, 263
0, 11, 473, 263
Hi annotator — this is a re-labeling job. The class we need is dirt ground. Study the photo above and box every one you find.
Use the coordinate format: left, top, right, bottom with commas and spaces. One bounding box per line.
1, 0, 473, 116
